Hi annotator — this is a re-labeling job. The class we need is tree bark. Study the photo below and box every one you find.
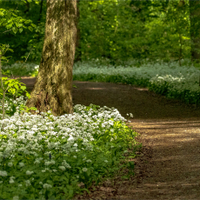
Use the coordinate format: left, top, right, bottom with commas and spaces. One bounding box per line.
25, 0, 77, 116
190, 0, 200, 62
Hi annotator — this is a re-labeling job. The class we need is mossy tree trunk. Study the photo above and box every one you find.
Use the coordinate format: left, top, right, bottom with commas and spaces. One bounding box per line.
190, 0, 200, 62
25, 0, 77, 116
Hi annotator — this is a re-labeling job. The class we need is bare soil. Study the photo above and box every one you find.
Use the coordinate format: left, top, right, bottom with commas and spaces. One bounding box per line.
10, 77, 200, 199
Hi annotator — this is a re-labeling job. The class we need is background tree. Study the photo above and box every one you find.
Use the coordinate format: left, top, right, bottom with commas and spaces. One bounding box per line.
0, 0, 46, 64
190, 0, 200, 63
74, 0, 81, 62
25, 0, 77, 116
0, 0, 38, 64
0, 0, 198, 68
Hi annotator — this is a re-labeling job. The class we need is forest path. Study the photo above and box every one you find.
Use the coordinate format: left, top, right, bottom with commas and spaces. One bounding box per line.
72, 81, 200, 199
123, 118, 200, 199
75, 118, 200, 199
6, 77, 200, 199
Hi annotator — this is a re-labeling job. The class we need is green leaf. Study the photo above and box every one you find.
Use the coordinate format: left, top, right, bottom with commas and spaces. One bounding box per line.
26, 92, 31, 99
20, 86, 26, 91
6, 24, 13, 29
73, 84, 77, 88
128, 161, 135, 169
19, 28, 23, 33
35, 0, 40, 5
28, 26, 33, 32
14, 84, 19, 90
128, 155, 136, 159
12, 27, 18, 34
8, 88, 16, 95
0, 11, 4, 17
122, 175, 129, 179
18, 23, 23, 27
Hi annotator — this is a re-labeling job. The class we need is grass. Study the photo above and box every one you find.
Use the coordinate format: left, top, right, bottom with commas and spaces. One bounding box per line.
0, 59, 140, 199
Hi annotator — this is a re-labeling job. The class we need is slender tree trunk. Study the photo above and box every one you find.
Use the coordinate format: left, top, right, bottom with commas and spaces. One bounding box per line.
75, 0, 81, 62
37, 0, 44, 24
25, 0, 77, 116
190, 0, 200, 62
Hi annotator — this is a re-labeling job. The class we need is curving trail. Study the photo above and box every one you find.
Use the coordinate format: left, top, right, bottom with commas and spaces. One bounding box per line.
124, 118, 200, 199
9, 77, 200, 199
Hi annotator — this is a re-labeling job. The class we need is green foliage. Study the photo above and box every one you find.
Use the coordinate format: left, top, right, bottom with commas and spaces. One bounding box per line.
0, 0, 197, 65
0, 44, 14, 64
0, 0, 46, 65
73, 58, 200, 105
0, 76, 29, 99
0, 46, 31, 119
0, 59, 142, 199
77, 0, 191, 64
0, 99, 140, 199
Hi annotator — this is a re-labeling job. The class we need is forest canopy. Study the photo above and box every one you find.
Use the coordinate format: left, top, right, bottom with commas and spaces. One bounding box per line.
0, 0, 199, 66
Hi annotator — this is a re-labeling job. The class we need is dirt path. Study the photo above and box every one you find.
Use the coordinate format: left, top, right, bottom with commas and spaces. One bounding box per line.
125, 118, 200, 199
9, 77, 200, 199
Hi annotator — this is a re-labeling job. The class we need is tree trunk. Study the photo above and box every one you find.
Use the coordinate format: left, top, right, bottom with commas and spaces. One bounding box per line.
75, 0, 81, 62
25, 0, 77, 117
190, 0, 200, 62
37, 0, 44, 24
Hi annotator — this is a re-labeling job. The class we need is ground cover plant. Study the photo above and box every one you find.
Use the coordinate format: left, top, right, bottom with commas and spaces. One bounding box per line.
1, 58, 200, 199
0, 60, 139, 199
72, 58, 200, 105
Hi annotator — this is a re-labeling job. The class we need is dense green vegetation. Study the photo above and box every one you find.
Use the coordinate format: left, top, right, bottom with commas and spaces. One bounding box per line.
0, 0, 200, 199
0, 93, 139, 199
0, 0, 199, 66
